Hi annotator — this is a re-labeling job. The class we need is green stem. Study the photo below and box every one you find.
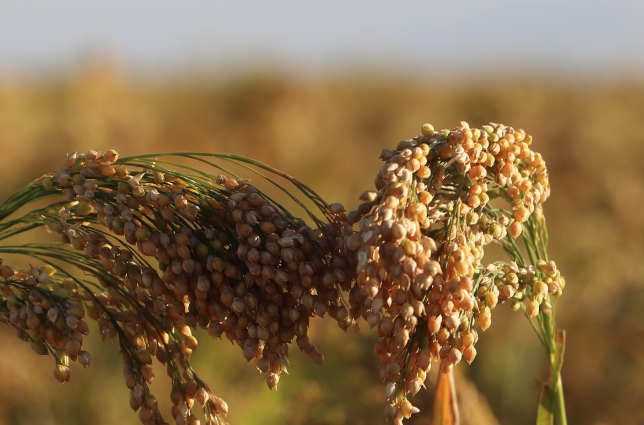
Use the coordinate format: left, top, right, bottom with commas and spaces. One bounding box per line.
553, 373, 566, 424
551, 331, 566, 424
496, 210, 566, 424
536, 330, 566, 424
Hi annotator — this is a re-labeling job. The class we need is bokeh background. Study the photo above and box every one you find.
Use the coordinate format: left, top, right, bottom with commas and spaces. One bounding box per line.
1, 2, 643, 424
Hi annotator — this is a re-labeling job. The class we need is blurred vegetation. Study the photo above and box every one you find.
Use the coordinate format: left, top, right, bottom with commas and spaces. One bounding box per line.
0, 61, 643, 425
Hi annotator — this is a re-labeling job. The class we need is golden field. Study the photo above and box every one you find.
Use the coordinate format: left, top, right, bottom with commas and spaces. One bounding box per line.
0, 62, 643, 425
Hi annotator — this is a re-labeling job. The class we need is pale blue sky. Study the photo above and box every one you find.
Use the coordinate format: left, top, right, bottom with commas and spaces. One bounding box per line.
0, 1, 642, 76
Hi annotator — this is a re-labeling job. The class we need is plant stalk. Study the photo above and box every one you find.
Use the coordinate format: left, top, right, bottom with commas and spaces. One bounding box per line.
536, 328, 566, 424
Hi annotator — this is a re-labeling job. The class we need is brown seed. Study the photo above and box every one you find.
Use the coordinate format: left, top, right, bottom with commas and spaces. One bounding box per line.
231, 297, 245, 313
330, 203, 345, 213
526, 300, 539, 317
184, 335, 198, 351
66, 316, 79, 329
514, 206, 529, 223
53, 365, 71, 383
78, 350, 92, 368
65, 339, 81, 356
463, 345, 477, 364
100, 166, 116, 177
103, 149, 118, 162
139, 407, 153, 423
175, 233, 190, 245
194, 387, 209, 406
141, 365, 154, 383
509, 221, 522, 238
311, 349, 324, 366
400, 400, 413, 418
359, 190, 378, 202
214, 397, 228, 415
444, 314, 461, 330
448, 348, 462, 364
478, 309, 491, 331
266, 372, 280, 390
468, 165, 487, 180
384, 404, 396, 420
427, 315, 442, 334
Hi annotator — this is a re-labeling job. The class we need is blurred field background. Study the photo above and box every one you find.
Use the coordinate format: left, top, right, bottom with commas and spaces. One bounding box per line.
0, 62, 643, 425
1, 2, 644, 424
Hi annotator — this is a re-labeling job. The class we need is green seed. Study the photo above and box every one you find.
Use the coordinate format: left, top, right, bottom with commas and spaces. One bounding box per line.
118, 182, 129, 194
71, 157, 84, 173
112, 217, 124, 232
62, 278, 77, 289
210, 238, 224, 253
135, 227, 150, 241
71, 174, 86, 186
132, 187, 145, 198
484, 153, 495, 167
421, 123, 435, 137
114, 259, 127, 277
490, 223, 502, 238
196, 243, 209, 259
154, 171, 165, 184
7, 294, 23, 308
509, 299, 521, 311
54, 288, 70, 300
505, 273, 518, 285
76, 203, 94, 216
127, 197, 140, 209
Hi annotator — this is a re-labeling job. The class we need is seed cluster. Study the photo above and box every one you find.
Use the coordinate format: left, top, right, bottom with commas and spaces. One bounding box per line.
0, 122, 565, 424
342, 121, 564, 423
0, 262, 92, 383
17, 149, 354, 424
